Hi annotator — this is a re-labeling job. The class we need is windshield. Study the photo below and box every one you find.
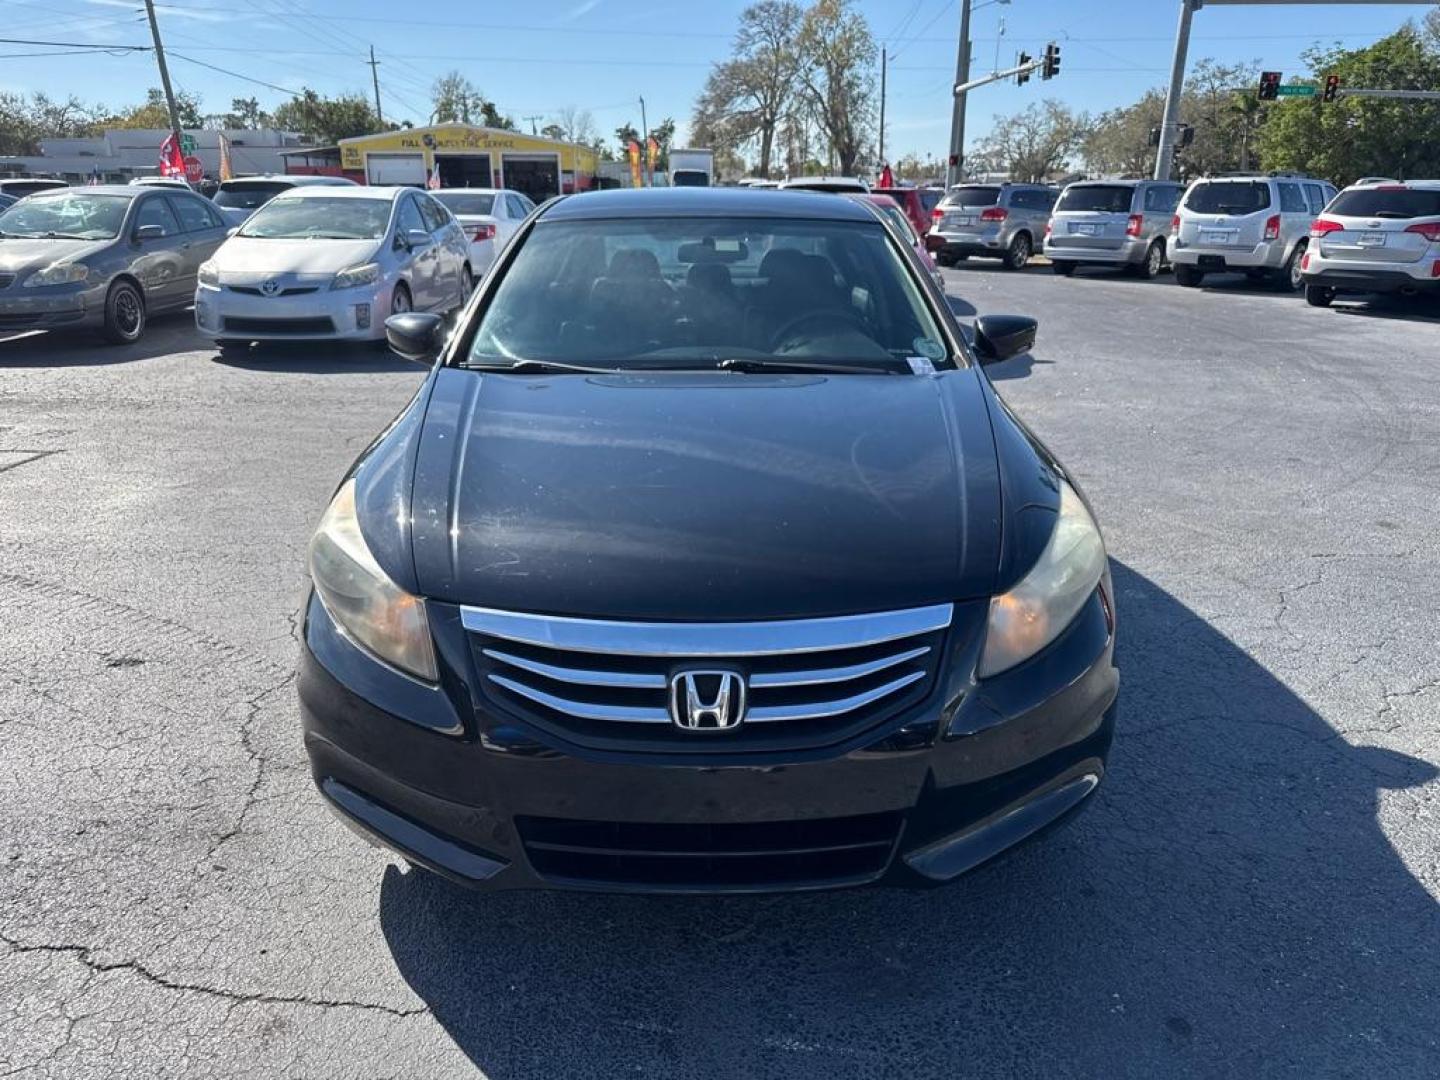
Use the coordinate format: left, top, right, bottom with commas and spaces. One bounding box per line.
239, 197, 392, 239
672, 171, 710, 188
1185, 181, 1270, 215
1329, 187, 1440, 218
878, 204, 919, 244
215, 182, 292, 210
434, 192, 496, 216
466, 216, 949, 371
0, 193, 130, 239
1056, 185, 1133, 214
942, 186, 1000, 209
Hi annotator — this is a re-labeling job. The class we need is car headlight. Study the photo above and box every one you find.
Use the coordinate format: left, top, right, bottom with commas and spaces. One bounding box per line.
308, 479, 437, 681
330, 263, 380, 290
978, 481, 1107, 678
198, 261, 219, 287
23, 262, 90, 287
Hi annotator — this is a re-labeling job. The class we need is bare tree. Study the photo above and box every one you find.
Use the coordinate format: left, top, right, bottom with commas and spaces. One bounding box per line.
795, 0, 876, 176
977, 100, 1090, 182
691, 1, 803, 177
551, 105, 597, 145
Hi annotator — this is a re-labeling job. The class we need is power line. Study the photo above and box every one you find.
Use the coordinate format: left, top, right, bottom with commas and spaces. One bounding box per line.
167, 50, 304, 96
0, 35, 147, 49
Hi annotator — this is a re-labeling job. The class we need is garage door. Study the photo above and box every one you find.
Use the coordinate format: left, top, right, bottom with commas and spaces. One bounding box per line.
366, 153, 425, 187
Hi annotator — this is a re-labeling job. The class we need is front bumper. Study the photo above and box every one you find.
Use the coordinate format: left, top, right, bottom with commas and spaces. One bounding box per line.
1170, 240, 1284, 270
1043, 237, 1148, 265
194, 281, 393, 341
299, 584, 1119, 894
1301, 254, 1440, 294
0, 284, 102, 332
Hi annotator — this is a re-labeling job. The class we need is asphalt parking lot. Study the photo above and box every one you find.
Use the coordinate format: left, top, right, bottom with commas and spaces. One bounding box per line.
2, 269, 1437, 1078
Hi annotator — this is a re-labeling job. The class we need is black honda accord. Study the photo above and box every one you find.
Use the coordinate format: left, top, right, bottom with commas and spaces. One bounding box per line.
298, 187, 1118, 893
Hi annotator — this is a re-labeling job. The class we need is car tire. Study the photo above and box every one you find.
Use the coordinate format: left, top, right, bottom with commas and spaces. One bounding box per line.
1281, 241, 1307, 291
391, 282, 412, 316
1003, 232, 1032, 271
1051, 261, 1076, 276
100, 279, 145, 345
459, 264, 474, 305
1136, 240, 1165, 280
1304, 283, 1335, 308
1175, 265, 1204, 288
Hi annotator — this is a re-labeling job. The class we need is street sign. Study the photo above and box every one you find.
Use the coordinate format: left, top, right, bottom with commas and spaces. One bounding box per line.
179, 133, 197, 155
1276, 85, 1316, 98
184, 155, 204, 183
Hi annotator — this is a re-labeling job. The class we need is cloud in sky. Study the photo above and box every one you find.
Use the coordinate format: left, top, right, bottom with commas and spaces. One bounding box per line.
555, 0, 601, 25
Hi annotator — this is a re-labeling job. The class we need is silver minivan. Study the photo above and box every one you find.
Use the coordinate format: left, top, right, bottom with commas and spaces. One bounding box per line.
1172, 173, 1337, 290
928, 183, 1057, 270
1044, 180, 1184, 278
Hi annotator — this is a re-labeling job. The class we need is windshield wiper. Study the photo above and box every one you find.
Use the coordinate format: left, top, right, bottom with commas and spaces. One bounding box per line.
472, 359, 624, 374
716, 357, 908, 375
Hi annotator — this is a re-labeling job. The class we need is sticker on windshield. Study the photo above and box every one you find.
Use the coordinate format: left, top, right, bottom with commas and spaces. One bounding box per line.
912, 337, 946, 361
907, 357, 936, 376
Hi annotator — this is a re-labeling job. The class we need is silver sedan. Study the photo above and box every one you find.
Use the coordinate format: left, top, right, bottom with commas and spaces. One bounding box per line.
194, 186, 472, 348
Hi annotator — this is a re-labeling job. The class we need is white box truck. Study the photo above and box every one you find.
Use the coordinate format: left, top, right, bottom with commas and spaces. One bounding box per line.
669, 148, 714, 188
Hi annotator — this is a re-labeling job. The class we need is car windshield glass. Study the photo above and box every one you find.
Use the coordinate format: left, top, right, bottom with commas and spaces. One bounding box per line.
434, 192, 496, 216
214, 182, 292, 210
671, 172, 709, 187
1186, 181, 1270, 214
943, 186, 1000, 208
1329, 187, 1440, 218
239, 198, 391, 239
0, 193, 129, 239
879, 205, 919, 243
1056, 185, 1132, 213
466, 216, 949, 371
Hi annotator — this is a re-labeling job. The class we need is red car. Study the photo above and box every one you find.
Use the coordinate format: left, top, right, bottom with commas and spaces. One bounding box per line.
872, 186, 934, 237
852, 194, 946, 292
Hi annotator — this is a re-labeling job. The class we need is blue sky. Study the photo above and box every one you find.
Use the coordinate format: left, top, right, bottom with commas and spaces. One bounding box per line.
2, 0, 1433, 159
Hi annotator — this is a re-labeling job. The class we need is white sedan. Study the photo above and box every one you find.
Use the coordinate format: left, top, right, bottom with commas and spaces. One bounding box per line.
431, 188, 535, 273
195, 185, 472, 347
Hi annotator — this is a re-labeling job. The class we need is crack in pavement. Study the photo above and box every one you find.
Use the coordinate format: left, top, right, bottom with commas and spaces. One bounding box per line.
203, 670, 298, 863
0, 931, 427, 1019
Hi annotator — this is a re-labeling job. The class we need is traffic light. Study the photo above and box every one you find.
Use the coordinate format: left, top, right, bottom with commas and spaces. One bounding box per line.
1323, 74, 1341, 103
1258, 71, 1281, 101
1178, 123, 1195, 147
1148, 127, 1162, 147
1017, 52, 1031, 86
1042, 42, 1060, 80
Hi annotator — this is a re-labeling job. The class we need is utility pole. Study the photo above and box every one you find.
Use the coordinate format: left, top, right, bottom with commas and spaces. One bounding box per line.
140, 0, 183, 152
1154, 0, 1439, 181
944, 0, 972, 188
638, 95, 650, 186
878, 47, 887, 166
523, 115, 543, 135
367, 46, 383, 126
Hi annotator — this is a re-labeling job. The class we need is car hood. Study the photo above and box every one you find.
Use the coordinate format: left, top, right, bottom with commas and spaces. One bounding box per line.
0, 237, 110, 272
400, 366, 1002, 620
211, 236, 381, 276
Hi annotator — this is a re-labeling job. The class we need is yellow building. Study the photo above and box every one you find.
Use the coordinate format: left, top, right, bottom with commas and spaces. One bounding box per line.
336, 124, 600, 203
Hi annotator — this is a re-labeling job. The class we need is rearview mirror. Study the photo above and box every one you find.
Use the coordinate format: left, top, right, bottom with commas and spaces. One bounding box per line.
385, 312, 445, 365
972, 314, 1037, 365
134, 224, 164, 242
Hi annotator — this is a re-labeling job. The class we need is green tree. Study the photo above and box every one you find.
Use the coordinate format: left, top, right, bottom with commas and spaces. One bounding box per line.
0, 91, 106, 154
1259, 26, 1440, 184
109, 88, 204, 130
215, 96, 271, 130
539, 123, 567, 141
429, 71, 514, 129
795, 0, 876, 175
691, 0, 803, 178
272, 90, 382, 143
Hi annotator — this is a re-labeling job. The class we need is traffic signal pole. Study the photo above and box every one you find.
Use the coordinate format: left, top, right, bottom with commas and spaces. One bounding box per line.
1155, 0, 1440, 181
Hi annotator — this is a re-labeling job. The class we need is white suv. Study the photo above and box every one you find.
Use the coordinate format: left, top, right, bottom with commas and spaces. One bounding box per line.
1171, 173, 1337, 291
1300, 180, 1440, 307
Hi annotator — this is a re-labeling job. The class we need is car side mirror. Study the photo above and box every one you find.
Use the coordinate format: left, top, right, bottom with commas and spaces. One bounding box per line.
226, 227, 240, 238
134, 224, 164, 243
385, 312, 445, 364
403, 228, 431, 250
972, 314, 1038, 365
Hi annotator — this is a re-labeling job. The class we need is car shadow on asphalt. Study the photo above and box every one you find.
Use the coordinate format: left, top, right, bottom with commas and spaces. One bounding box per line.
983, 351, 1051, 381
375, 561, 1439, 1077
1328, 295, 1440, 325
208, 341, 421, 374
0, 312, 197, 367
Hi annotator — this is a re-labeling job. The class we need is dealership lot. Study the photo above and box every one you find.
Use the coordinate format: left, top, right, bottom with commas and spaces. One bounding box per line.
1, 272, 1437, 1077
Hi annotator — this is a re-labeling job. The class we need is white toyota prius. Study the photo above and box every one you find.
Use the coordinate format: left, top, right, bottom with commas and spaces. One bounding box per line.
195, 185, 472, 350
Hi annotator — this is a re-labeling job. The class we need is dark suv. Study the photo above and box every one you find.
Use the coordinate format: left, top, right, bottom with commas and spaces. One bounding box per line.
298, 188, 1118, 894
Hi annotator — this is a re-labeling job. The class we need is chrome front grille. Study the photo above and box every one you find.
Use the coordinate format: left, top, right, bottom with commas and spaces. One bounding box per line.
462, 604, 953, 753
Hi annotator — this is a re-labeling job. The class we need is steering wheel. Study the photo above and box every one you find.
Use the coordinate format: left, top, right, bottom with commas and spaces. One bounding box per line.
767, 308, 869, 351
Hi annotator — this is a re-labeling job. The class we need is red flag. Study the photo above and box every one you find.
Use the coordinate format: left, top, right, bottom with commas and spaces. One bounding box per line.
158, 133, 186, 178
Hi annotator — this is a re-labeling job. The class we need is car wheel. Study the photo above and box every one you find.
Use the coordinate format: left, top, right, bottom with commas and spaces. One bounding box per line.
1052, 261, 1076, 277
1003, 232, 1032, 271
1175, 265, 1204, 288
459, 264, 474, 305
391, 283, 412, 316
1138, 240, 1165, 279
1282, 242, 1307, 291
1304, 283, 1335, 308
100, 279, 145, 345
